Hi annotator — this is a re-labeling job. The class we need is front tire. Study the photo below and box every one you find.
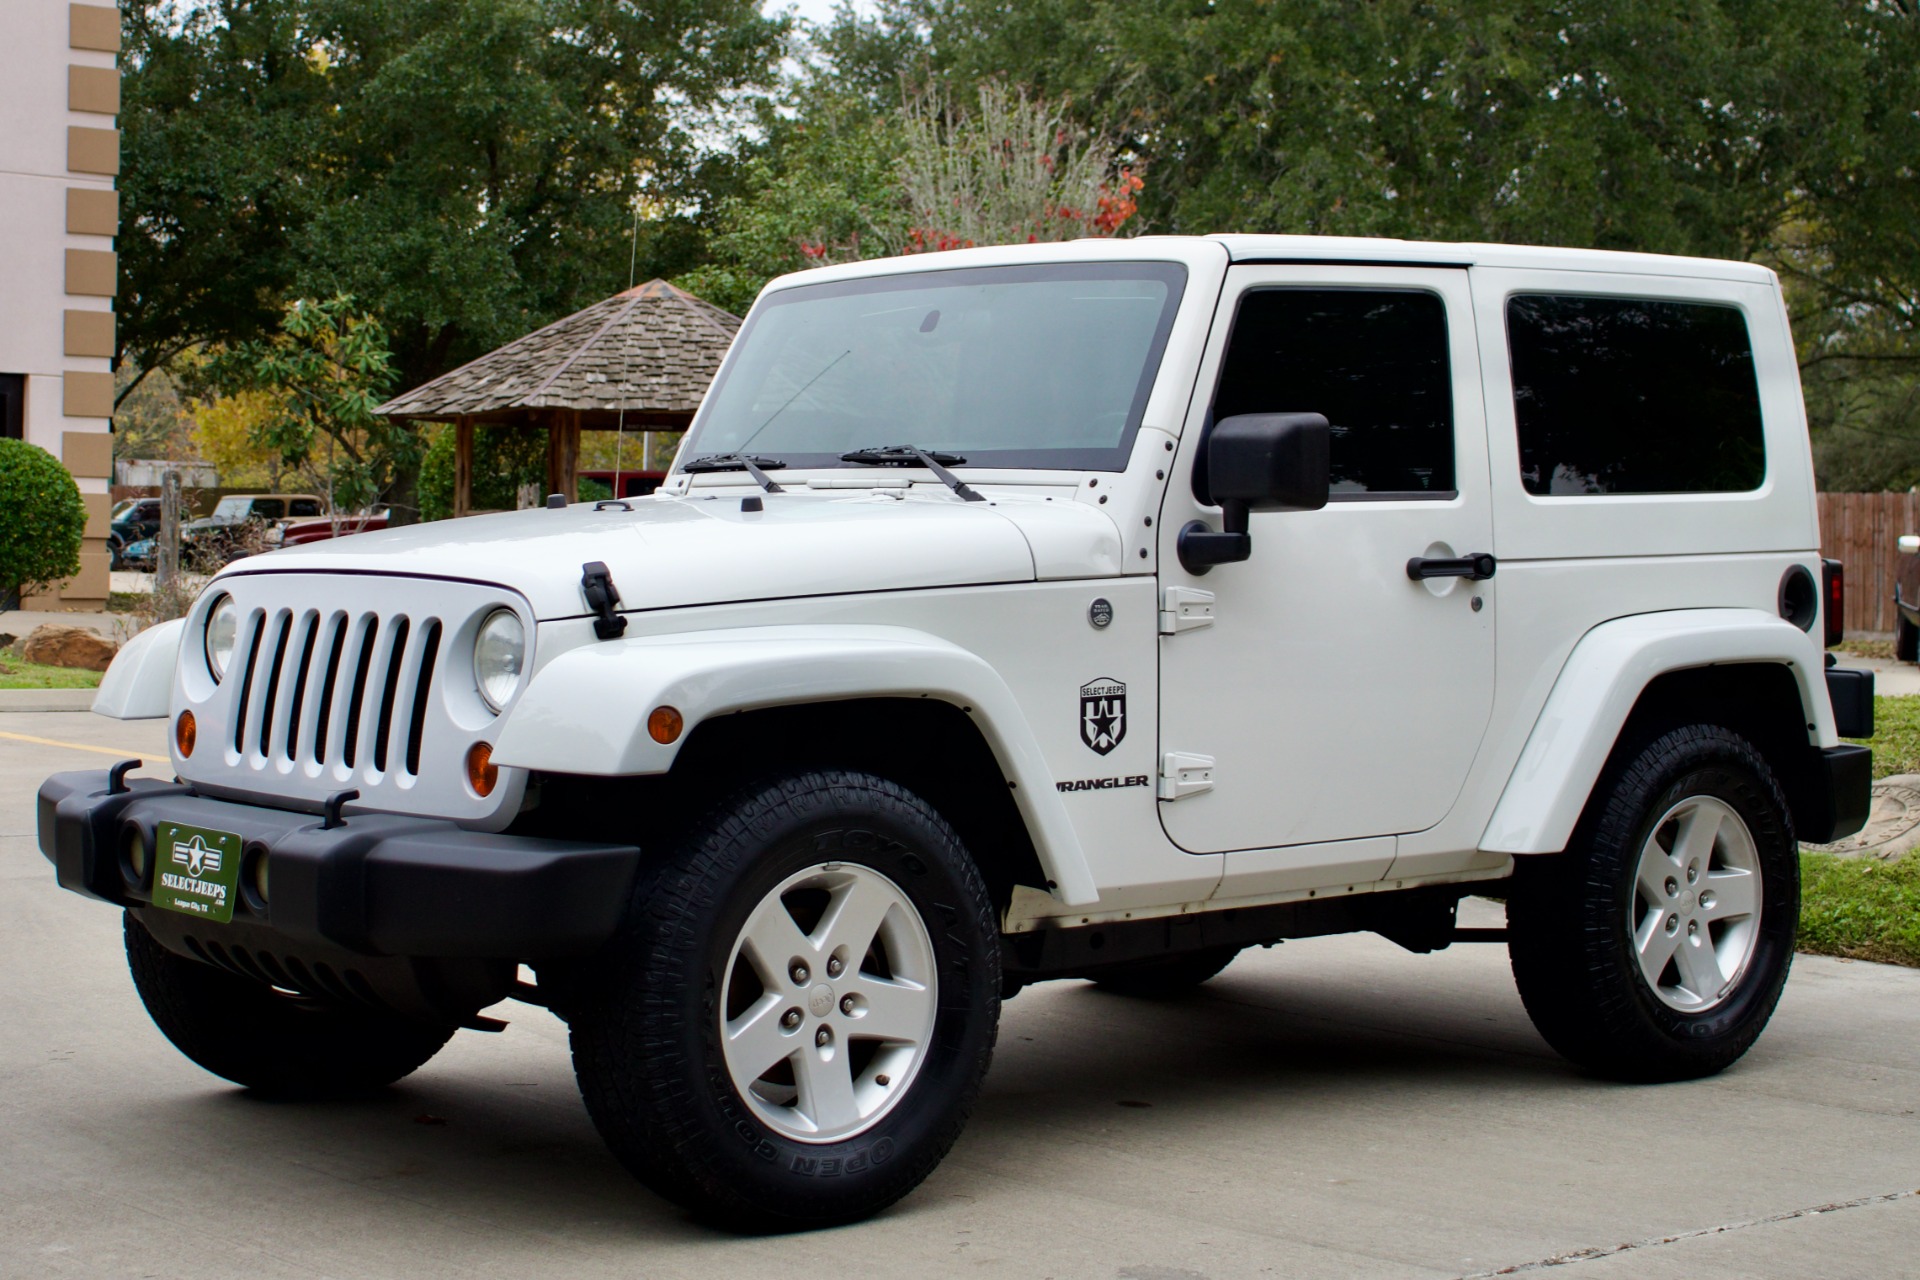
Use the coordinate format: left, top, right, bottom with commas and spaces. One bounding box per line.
125, 913, 455, 1097
569, 770, 1000, 1231
1897, 614, 1918, 663
1507, 725, 1798, 1082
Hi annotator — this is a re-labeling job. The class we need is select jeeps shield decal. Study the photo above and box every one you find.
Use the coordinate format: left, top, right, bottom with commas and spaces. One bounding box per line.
1080, 677, 1126, 755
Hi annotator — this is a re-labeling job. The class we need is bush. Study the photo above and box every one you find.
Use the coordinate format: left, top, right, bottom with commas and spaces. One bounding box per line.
0, 439, 85, 601
417, 423, 548, 521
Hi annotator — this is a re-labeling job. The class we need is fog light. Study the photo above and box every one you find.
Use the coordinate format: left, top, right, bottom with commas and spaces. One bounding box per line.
241, 843, 270, 911
466, 741, 499, 797
648, 705, 683, 744
121, 823, 148, 887
175, 710, 196, 758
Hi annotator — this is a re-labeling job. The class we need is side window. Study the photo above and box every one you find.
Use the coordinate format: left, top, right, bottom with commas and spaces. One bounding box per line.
1212, 289, 1455, 497
254, 499, 284, 519
1507, 295, 1765, 495
289, 499, 321, 517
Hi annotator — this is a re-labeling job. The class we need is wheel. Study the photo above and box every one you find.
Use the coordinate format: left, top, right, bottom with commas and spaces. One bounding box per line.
1897, 614, 1918, 663
124, 913, 455, 1097
569, 770, 1000, 1231
1507, 724, 1798, 1082
1091, 945, 1242, 997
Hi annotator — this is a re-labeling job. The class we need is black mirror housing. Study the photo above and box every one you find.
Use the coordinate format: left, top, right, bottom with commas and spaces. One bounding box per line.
1180, 412, 1331, 575
1194, 412, 1331, 512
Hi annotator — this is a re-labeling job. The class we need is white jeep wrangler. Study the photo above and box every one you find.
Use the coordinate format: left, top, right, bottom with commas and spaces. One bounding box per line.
42, 235, 1873, 1231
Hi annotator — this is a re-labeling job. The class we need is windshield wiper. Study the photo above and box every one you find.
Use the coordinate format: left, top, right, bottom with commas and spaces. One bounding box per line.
682, 453, 786, 493
839, 445, 985, 503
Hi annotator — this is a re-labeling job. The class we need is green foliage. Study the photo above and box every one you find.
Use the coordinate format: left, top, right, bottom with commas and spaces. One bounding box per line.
1843, 695, 1920, 781
1799, 852, 1920, 968
212, 296, 404, 515
0, 440, 86, 598
417, 423, 550, 521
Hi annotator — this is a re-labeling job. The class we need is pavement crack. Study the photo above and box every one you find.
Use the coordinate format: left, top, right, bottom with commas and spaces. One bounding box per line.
1453, 1188, 1920, 1277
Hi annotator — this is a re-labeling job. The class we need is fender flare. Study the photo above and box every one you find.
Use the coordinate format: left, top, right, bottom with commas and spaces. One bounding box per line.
491, 624, 1099, 906
1479, 608, 1833, 856
91, 617, 183, 720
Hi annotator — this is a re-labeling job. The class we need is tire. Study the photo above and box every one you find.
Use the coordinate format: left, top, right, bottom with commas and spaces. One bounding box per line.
1091, 945, 1242, 997
1897, 614, 1918, 663
1507, 724, 1798, 1082
569, 770, 1000, 1232
124, 913, 455, 1097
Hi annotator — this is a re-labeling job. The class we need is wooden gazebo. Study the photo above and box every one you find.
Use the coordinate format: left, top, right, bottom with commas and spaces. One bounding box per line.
377, 279, 741, 515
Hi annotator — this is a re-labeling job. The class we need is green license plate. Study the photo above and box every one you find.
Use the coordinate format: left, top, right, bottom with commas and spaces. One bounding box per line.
152, 822, 243, 924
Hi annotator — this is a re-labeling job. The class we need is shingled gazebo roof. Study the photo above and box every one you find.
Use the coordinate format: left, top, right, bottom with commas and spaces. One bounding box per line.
376, 279, 741, 426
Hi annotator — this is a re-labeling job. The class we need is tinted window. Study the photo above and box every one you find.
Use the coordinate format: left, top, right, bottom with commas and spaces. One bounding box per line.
1212, 289, 1455, 496
1508, 295, 1765, 495
253, 499, 284, 519
289, 499, 322, 517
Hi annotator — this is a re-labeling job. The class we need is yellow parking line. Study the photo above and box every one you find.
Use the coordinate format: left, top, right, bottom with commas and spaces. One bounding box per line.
0, 730, 150, 759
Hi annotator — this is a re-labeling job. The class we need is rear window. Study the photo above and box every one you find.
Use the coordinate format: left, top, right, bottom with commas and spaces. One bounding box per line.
1507, 295, 1765, 496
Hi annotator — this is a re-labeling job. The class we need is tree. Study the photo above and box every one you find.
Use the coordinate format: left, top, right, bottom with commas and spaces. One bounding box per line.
212, 295, 405, 516
120, 0, 788, 516
0, 440, 86, 602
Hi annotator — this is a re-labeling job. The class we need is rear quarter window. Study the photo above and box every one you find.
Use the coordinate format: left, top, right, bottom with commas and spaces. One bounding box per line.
1507, 294, 1766, 496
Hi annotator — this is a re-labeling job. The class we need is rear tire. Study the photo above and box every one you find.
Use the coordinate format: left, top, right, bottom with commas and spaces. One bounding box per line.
125, 913, 454, 1097
1091, 946, 1242, 997
1897, 615, 1918, 663
569, 770, 1000, 1231
1507, 725, 1797, 1082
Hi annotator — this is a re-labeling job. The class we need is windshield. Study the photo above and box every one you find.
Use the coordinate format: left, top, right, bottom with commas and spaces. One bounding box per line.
685, 261, 1187, 471
210, 498, 251, 520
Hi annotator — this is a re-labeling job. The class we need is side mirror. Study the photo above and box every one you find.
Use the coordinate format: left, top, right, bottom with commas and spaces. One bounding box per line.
1899, 535, 1919, 555
1180, 412, 1330, 574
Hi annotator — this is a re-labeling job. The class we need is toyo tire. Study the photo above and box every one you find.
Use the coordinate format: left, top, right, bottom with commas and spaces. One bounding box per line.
124, 912, 455, 1097
1507, 724, 1798, 1082
568, 770, 1001, 1232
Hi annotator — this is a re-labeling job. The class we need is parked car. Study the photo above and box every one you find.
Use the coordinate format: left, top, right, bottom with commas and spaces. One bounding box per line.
1895, 534, 1920, 660
276, 507, 390, 548
116, 536, 156, 572
48, 236, 1872, 1232
108, 498, 164, 569
180, 494, 324, 567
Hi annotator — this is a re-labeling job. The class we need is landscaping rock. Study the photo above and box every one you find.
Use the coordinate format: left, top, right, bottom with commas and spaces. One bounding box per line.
1803, 773, 1920, 861
19, 623, 119, 672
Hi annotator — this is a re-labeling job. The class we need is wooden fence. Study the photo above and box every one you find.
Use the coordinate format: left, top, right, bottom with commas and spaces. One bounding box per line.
1818, 492, 1920, 636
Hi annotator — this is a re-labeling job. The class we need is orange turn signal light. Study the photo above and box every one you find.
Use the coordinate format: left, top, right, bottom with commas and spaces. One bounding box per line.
466, 741, 499, 797
648, 705, 684, 744
175, 710, 196, 758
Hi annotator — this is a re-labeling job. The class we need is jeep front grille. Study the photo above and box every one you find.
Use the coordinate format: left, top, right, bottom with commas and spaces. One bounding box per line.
230, 607, 444, 778
173, 572, 529, 827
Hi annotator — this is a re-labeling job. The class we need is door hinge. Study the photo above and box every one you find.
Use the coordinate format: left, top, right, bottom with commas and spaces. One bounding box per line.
1159, 586, 1216, 635
1159, 752, 1216, 801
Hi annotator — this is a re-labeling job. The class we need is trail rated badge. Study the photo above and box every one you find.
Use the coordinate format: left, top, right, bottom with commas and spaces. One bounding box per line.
153, 823, 243, 924
1080, 677, 1126, 755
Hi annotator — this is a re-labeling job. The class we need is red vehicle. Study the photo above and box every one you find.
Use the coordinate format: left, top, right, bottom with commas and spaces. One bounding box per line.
579, 469, 667, 500
277, 508, 389, 547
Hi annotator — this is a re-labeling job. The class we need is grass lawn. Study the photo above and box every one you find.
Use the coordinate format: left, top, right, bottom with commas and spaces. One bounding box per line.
0, 656, 104, 690
1800, 692, 1920, 967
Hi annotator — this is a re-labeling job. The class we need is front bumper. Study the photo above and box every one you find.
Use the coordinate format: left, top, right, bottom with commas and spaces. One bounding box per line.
39, 769, 641, 1017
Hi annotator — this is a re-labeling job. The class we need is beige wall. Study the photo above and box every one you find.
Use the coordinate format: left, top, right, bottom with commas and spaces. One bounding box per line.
0, 2, 117, 608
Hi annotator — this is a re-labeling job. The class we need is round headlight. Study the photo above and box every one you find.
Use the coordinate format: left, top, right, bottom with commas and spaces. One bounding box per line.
474, 609, 525, 712
205, 594, 239, 682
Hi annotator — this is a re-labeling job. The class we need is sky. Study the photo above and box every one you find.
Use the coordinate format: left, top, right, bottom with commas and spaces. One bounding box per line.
766, 0, 863, 31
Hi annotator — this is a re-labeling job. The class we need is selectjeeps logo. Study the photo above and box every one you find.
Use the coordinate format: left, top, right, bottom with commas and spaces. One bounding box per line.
171, 833, 223, 878
152, 824, 242, 925
1080, 677, 1126, 755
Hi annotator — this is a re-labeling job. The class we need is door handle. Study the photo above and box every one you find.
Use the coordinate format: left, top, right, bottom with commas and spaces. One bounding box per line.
1406, 553, 1496, 581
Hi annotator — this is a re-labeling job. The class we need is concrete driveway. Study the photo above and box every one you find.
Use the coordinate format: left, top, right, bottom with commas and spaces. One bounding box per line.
4, 712, 1917, 1279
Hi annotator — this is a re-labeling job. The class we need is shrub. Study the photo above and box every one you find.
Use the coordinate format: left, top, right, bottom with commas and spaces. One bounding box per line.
0, 439, 85, 601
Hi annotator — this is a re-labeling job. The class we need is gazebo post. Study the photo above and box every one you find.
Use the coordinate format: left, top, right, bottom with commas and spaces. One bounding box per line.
454, 417, 473, 518
546, 409, 581, 503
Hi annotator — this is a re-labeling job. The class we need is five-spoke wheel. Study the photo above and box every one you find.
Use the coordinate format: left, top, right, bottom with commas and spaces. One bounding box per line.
1630, 795, 1762, 1012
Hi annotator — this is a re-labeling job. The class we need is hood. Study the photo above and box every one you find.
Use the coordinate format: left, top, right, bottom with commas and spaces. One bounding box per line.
215, 489, 1124, 619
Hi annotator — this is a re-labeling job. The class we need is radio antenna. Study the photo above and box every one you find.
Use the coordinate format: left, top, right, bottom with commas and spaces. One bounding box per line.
611, 204, 641, 499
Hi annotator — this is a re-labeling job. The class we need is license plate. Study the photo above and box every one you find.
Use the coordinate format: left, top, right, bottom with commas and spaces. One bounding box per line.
152, 822, 243, 924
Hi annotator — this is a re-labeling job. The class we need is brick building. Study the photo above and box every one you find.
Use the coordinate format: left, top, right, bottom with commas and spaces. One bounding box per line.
0, 1, 119, 608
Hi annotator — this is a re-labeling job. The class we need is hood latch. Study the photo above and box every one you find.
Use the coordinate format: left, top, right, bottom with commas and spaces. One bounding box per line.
580, 561, 628, 640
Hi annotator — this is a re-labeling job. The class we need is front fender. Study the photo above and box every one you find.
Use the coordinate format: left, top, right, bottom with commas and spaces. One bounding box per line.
91, 618, 183, 720
1480, 609, 1832, 855
490, 624, 1098, 906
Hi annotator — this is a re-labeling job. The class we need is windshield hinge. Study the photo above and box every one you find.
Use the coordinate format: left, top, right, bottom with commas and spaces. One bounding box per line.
1159, 752, 1216, 801
1159, 587, 1216, 635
